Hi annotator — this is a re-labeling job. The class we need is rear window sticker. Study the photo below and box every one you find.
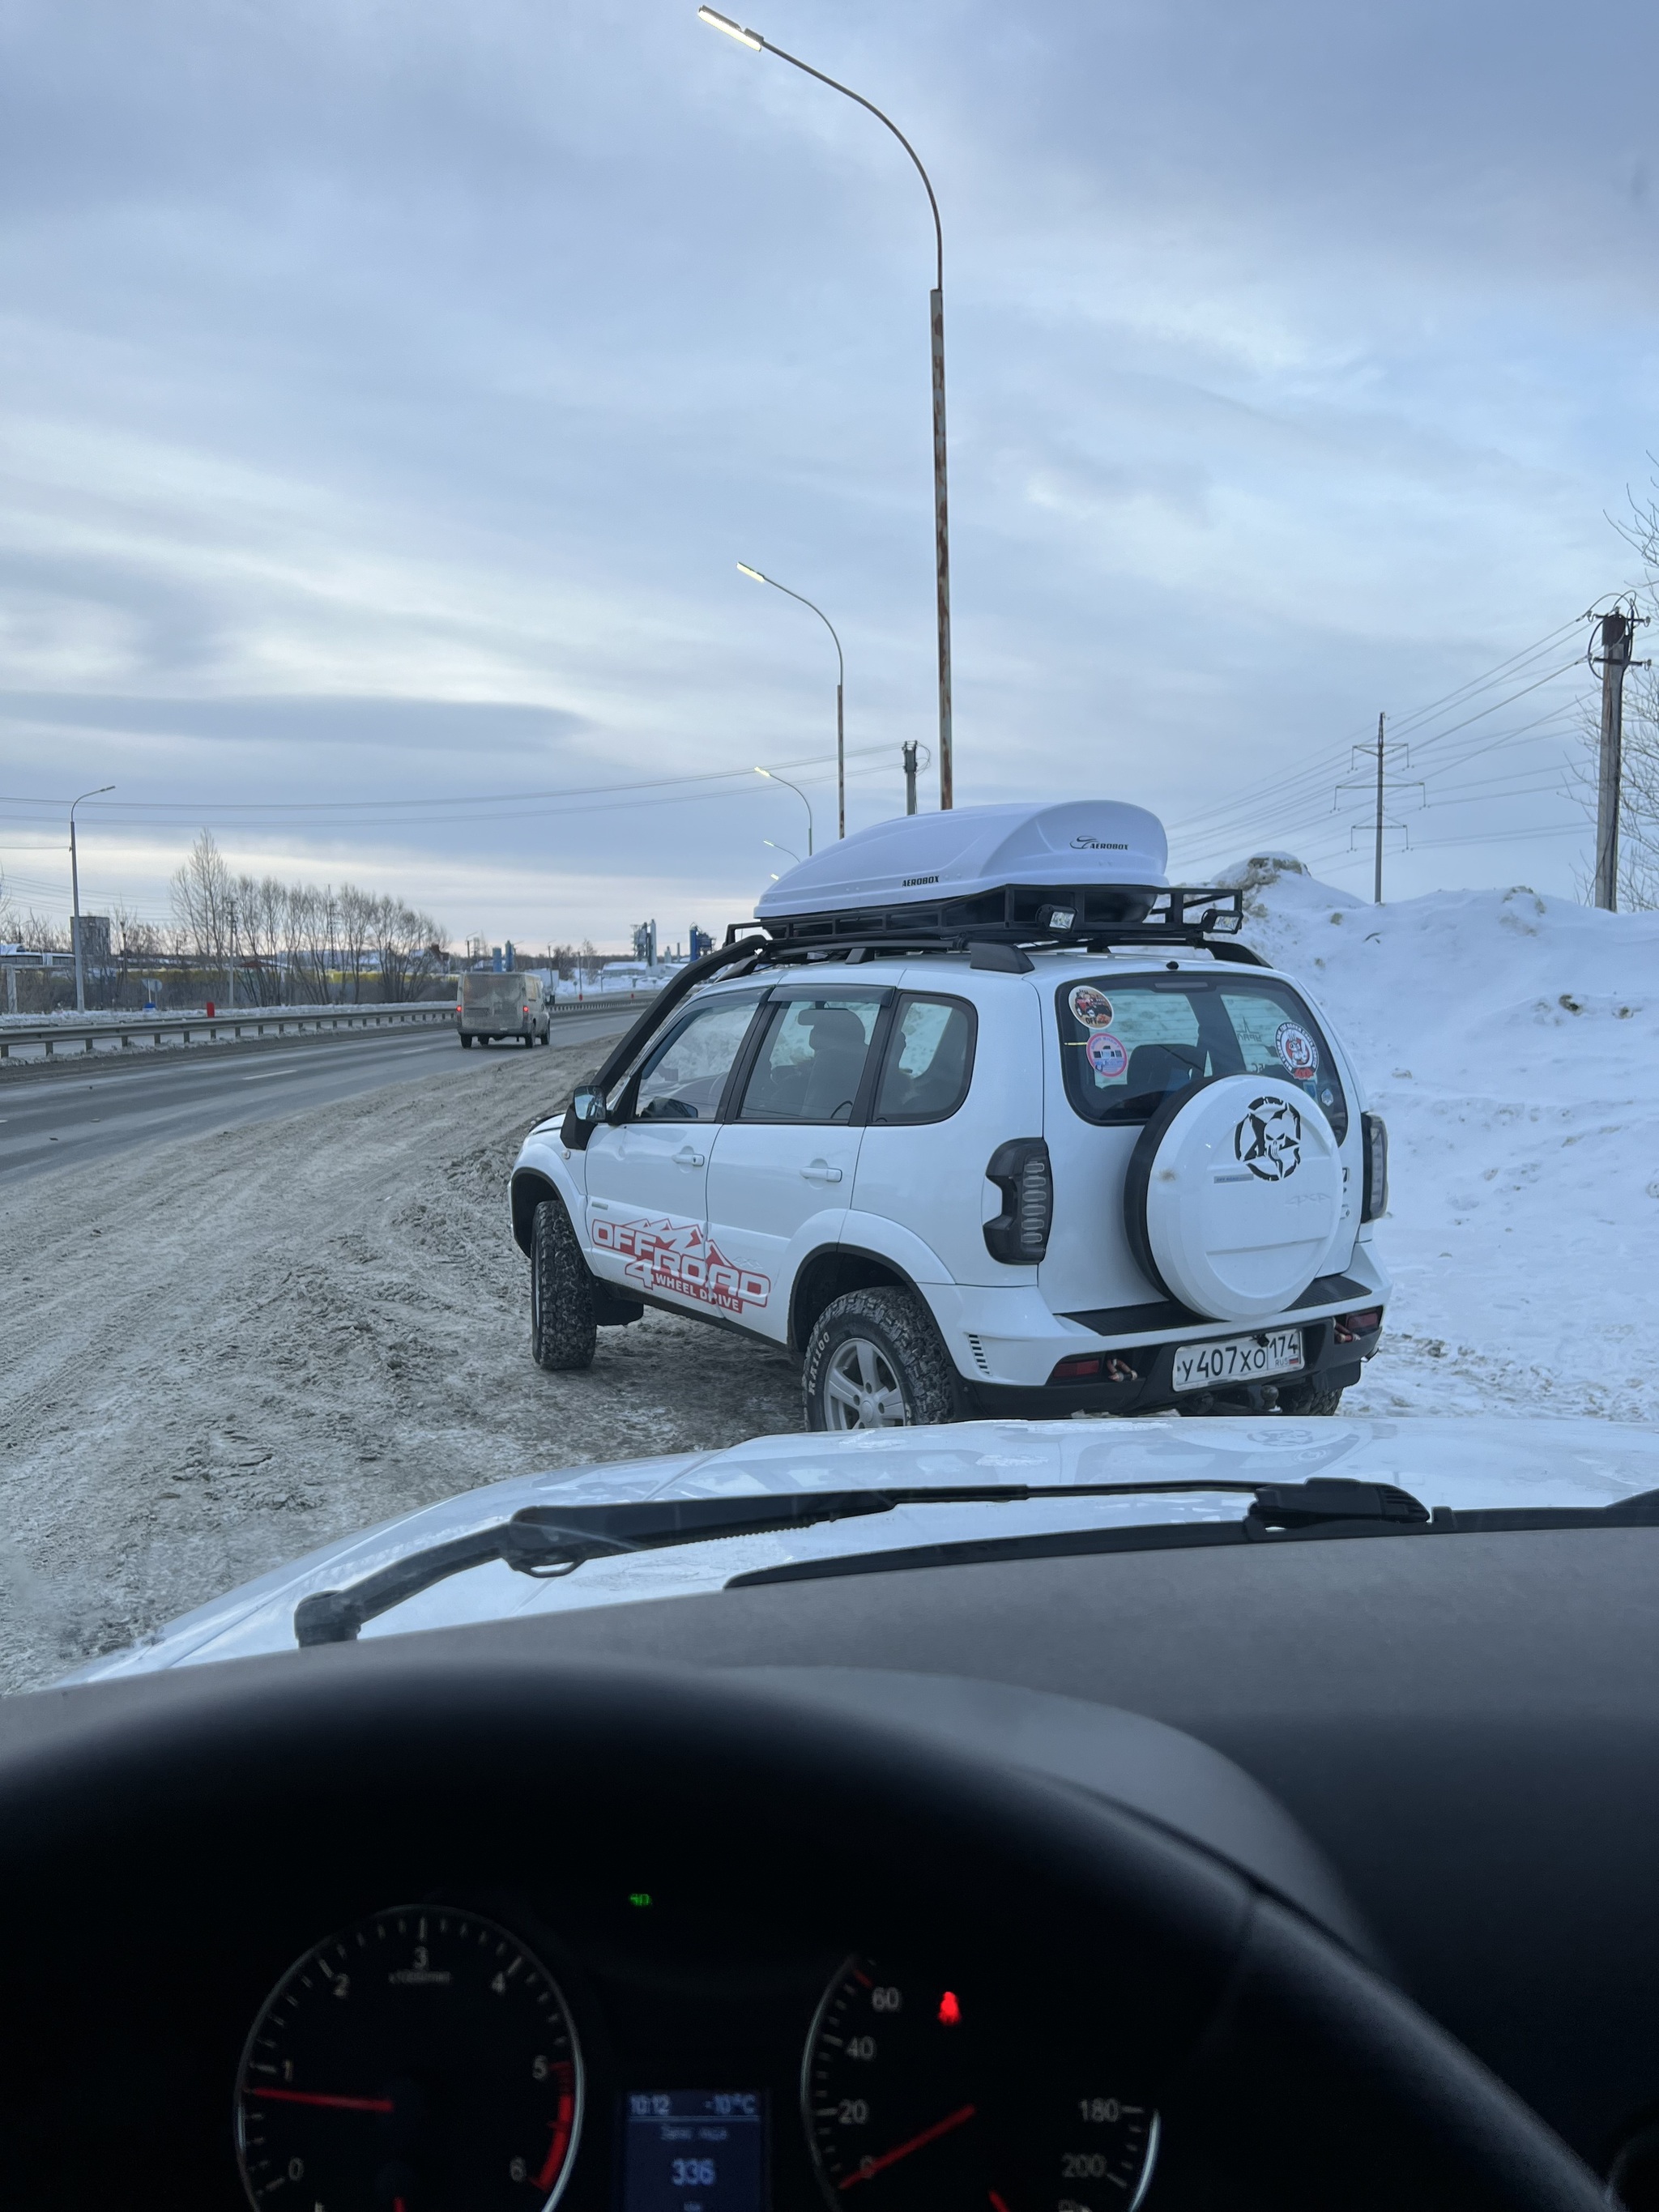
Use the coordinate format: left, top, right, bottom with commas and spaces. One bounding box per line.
1085, 1030, 1128, 1080
1068, 985, 1115, 1030
1275, 1021, 1317, 1079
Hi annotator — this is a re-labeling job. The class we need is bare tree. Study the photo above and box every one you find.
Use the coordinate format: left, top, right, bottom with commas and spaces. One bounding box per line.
170, 829, 234, 968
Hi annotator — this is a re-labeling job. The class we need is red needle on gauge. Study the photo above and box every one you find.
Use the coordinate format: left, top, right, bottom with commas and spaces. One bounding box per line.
838, 2103, 977, 2190
247, 2087, 395, 2113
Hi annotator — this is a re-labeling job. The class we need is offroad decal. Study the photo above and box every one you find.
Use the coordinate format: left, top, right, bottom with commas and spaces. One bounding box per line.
1085, 1029, 1128, 1078
1234, 1096, 1303, 1183
591, 1214, 771, 1315
1068, 985, 1115, 1029
1274, 1021, 1318, 1080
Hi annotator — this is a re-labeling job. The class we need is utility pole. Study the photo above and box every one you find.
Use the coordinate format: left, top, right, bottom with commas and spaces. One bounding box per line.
1589, 603, 1642, 911
1336, 724, 1419, 901
902, 741, 919, 816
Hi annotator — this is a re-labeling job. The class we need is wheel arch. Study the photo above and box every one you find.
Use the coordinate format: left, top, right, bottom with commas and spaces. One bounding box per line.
511, 1166, 569, 1255
788, 1242, 931, 1359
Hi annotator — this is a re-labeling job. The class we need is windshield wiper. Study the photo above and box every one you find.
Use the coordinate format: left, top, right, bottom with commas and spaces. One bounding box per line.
730, 1482, 1659, 1589
292, 1477, 1433, 1646
291, 1477, 1659, 1643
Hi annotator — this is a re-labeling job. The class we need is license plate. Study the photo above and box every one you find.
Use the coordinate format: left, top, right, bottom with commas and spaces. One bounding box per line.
1172, 1328, 1304, 1392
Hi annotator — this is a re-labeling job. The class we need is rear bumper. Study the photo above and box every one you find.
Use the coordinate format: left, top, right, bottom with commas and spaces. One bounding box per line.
962, 1315, 1380, 1418
923, 1238, 1391, 1411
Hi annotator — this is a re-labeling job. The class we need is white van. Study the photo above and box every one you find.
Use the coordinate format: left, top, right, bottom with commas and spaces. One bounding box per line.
509, 803, 1389, 1427
458, 971, 552, 1048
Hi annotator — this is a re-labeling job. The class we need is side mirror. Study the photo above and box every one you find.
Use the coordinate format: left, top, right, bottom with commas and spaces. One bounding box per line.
561, 1086, 610, 1151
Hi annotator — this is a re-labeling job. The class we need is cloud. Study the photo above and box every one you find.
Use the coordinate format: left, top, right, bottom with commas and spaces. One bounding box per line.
0, 0, 1650, 933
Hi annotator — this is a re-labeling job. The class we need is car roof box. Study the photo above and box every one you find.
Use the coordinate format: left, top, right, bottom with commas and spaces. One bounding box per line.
755, 801, 1168, 929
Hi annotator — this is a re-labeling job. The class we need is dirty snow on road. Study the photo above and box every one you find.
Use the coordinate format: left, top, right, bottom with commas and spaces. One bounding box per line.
1226, 857, 1659, 1426
0, 1039, 796, 1690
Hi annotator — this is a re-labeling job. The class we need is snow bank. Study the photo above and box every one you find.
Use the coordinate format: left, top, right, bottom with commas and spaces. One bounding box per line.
1226, 855, 1659, 1423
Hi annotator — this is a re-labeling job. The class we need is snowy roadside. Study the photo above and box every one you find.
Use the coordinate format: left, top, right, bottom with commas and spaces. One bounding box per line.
0, 1039, 796, 1692
1226, 860, 1659, 1426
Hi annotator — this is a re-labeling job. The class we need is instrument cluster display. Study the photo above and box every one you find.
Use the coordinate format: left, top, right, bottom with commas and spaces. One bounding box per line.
232, 1912, 1158, 2212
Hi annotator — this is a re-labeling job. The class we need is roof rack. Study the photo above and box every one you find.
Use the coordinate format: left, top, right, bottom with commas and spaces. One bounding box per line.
723, 884, 1254, 962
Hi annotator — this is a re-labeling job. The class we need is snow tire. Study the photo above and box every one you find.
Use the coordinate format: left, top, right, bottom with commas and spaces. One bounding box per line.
1276, 1379, 1346, 1416
803, 1286, 963, 1433
530, 1197, 598, 1372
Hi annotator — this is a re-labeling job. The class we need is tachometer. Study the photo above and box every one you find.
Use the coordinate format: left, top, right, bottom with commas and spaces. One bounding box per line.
234, 1904, 582, 2211
802, 1956, 1156, 2212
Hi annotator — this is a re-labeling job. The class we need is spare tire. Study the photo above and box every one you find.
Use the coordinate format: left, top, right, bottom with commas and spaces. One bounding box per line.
1124, 1074, 1344, 1323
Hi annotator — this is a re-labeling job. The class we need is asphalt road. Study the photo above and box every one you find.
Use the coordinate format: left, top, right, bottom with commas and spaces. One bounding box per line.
0, 1012, 633, 1187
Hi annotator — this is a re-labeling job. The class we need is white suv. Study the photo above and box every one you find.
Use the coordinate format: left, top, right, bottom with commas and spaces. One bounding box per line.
510, 802, 1389, 1428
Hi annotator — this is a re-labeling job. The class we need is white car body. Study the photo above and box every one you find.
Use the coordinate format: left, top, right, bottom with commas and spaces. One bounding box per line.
59, 1415, 1659, 1680
510, 940, 1390, 1417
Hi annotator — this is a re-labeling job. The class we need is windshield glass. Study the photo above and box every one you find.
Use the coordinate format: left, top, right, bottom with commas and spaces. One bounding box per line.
6, 4, 1658, 1700
1056, 974, 1348, 1139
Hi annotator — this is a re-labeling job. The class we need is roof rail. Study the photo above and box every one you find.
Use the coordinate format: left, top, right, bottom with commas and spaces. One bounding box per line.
726, 884, 1256, 959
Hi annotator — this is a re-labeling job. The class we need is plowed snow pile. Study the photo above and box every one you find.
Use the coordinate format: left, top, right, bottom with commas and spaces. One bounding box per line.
1226, 859, 1659, 1423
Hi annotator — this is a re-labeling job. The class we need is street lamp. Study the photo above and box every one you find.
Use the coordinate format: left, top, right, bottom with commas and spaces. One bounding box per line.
762, 837, 801, 866
69, 784, 114, 1013
701, 8, 953, 811
754, 766, 814, 855
739, 563, 847, 837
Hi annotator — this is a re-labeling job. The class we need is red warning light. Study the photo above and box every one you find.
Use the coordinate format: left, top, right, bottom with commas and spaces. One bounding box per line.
937, 1990, 962, 2027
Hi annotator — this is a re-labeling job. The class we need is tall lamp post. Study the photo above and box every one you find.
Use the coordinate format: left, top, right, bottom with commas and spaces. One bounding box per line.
69, 784, 114, 1013
738, 563, 847, 837
700, 7, 953, 811
754, 765, 814, 855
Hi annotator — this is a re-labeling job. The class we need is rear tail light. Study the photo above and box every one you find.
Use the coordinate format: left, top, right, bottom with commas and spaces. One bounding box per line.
1361, 1112, 1388, 1221
1335, 1308, 1383, 1344
983, 1139, 1053, 1264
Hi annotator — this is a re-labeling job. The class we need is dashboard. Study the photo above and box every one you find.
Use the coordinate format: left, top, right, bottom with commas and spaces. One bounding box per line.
218, 1894, 1154, 2212
2, 1524, 1652, 2212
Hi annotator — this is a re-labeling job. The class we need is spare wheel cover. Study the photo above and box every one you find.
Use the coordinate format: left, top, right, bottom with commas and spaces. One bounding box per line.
1124, 1074, 1344, 1323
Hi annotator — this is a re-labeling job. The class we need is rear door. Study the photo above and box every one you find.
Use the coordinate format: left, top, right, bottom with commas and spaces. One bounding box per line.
583, 994, 766, 1318
1040, 970, 1354, 1313
703, 988, 889, 1343
851, 980, 1036, 1285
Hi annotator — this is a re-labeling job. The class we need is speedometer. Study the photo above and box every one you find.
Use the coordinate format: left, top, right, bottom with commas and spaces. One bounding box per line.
802, 1956, 1157, 2212
234, 1904, 583, 2212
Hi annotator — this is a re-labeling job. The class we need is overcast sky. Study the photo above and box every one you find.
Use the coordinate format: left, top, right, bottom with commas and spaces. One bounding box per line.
2, 0, 1656, 950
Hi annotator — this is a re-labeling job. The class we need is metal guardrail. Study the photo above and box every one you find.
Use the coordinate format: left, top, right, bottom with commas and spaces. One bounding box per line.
0, 988, 665, 1060
0, 1002, 452, 1060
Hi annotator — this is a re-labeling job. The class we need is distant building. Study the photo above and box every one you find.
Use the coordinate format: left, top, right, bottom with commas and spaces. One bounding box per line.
74, 914, 111, 965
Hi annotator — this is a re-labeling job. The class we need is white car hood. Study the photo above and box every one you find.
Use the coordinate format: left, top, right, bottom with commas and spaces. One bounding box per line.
59, 1414, 1659, 1682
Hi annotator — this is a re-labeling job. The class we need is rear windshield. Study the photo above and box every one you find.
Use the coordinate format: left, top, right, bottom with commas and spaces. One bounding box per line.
1056, 973, 1347, 1139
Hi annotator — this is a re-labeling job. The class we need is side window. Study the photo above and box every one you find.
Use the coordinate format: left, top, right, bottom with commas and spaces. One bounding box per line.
738, 997, 885, 1125
631, 1001, 759, 1122
872, 995, 976, 1124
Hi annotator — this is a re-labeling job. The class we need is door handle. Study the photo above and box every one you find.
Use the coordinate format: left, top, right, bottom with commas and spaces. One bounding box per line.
801, 1160, 844, 1184
674, 1145, 706, 1167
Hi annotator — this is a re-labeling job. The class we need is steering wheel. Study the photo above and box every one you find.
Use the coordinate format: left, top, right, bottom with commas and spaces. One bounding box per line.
0, 1652, 1608, 2211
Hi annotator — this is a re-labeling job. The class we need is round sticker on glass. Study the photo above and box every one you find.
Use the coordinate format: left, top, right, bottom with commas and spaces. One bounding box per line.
1068, 985, 1115, 1030
1275, 1021, 1318, 1079
1085, 1030, 1128, 1080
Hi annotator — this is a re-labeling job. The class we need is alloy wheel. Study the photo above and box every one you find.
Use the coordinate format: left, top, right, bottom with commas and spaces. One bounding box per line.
822, 1336, 908, 1429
